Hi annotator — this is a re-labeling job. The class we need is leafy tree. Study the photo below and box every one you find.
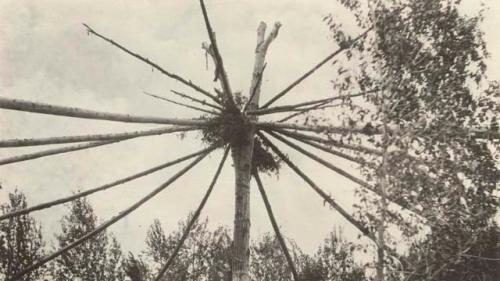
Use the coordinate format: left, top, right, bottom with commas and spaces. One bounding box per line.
250, 233, 299, 281
144, 217, 232, 281
0, 190, 46, 281
123, 252, 149, 281
319, 0, 499, 279
296, 231, 365, 281
144, 215, 365, 281
50, 197, 125, 281
251, 230, 364, 281
402, 222, 500, 281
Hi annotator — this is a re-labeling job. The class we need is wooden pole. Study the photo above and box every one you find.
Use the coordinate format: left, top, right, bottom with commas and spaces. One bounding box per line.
0, 126, 197, 147
0, 96, 213, 126
0, 140, 118, 166
231, 21, 280, 281
199, 0, 237, 110
253, 169, 300, 280
0, 146, 216, 221
82, 24, 222, 105
154, 146, 229, 281
257, 132, 371, 236
260, 27, 373, 108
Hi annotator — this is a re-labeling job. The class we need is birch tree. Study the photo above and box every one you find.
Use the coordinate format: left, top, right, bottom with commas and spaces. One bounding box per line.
50, 198, 125, 281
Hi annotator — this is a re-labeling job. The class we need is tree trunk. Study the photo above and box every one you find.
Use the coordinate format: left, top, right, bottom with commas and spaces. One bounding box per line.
376, 91, 389, 281
231, 21, 280, 281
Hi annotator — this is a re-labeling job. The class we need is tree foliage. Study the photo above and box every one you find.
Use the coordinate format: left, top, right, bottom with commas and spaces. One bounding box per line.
0, 190, 46, 281
143, 216, 365, 281
318, 0, 500, 279
50, 197, 125, 281
144, 217, 232, 281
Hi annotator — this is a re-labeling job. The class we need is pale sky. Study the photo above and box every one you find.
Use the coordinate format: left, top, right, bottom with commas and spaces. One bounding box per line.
1, 0, 499, 258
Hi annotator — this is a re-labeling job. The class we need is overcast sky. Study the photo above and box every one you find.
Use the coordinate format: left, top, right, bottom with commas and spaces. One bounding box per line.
1, 0, 499, 257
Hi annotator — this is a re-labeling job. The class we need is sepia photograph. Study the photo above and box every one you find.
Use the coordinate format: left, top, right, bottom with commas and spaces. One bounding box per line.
0, 0, 499, 280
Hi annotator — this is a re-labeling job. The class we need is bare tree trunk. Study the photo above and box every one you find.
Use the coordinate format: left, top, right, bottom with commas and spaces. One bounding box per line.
231, 21, 280, 281
376, 91, 389, 281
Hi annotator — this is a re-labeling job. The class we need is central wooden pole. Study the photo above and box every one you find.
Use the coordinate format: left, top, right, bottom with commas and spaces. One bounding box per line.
231, 21, 280, 281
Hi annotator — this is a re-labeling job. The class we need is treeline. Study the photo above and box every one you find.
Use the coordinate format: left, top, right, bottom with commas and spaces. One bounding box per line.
0, 190, 364, 281
1, 190, 498, 281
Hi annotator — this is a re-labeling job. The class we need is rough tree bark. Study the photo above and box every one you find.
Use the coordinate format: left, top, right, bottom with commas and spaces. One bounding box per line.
231, 21, 280, 281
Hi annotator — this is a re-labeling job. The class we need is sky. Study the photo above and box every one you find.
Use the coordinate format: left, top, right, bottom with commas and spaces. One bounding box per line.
0, 0, 499, 258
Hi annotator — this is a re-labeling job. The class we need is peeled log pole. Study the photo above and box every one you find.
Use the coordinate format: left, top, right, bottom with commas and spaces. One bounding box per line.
199, 0, 237, 109
273, 129, 367, 165
170, 90, 223, 111
267, 130, 425, 218
264, 130, 371, 187
257, 132, 371, 236
259, 132, 402, 261
260, 27, 373, 109
0, 146, 215, 221
272, 129, 382, 155
142, 91, 219, 115
257, 120, 500, 140
0, 126, 197, 147
82, 24, 222, 105
253, 169, 300, 281
247, 89, 374, 116
231, 21, 280, 281
0, 140, 118, 166
0, 96, 210, 126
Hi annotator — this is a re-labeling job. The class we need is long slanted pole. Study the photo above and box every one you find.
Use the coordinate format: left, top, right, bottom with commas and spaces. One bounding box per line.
142, 91, 219, 115
272, 129, 382, 155
272, 129, 367, 165
253, 169, 300, 281
82, 24, 222, 105
0, 127, 200, 166
257, 120, 500, 140
0, 146, 215, 221
0, 96, 211, 126
0, 140, 118, 166
258, 132, 401, 258
257, 132, 370, 236
154, 146, 230, 281
247, 89, 375, 116
199, 0, 237, 109
260, 27, 373, 109
264, 130, 370, 187
170, 90, 223, 111
0, 126, 197, 148
10, 149, 212, 281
